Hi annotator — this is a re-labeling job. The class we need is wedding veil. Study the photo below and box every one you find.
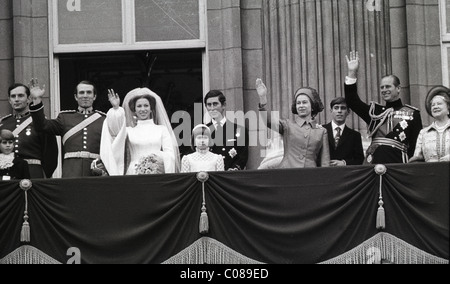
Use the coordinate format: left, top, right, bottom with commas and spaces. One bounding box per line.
122, 88, 181, 172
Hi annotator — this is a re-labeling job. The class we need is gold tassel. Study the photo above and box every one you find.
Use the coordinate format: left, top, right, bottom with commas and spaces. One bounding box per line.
374, 165, 387, 231
199, 206, 209, 235
21, 214, 30, 243
376, 200, 385, 230
19, 179, 32, 243
197, 172, 210, 235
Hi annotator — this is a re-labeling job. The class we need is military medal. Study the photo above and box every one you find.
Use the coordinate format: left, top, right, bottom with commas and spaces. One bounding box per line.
26, 128, 31, 136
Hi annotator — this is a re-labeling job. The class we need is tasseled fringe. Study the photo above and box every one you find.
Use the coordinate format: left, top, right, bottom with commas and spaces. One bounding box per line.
0, 246, 61, 264
320, 232, 449, 264
162, 237, 264, 264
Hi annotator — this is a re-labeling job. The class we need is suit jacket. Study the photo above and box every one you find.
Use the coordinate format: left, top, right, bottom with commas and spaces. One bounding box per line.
207, 120, 249, 170
323, 122, 364, 165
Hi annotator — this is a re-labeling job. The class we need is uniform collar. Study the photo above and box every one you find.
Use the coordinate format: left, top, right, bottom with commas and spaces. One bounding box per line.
78, 107, 94, 114
14, 111, 30, 119
385, 99, 403, 110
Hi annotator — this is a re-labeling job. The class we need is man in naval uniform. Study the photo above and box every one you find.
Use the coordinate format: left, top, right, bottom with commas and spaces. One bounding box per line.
29, 80, 106, 178
0, 83, 58, 178
344, 51, 422, 164
204, 90, 249, 171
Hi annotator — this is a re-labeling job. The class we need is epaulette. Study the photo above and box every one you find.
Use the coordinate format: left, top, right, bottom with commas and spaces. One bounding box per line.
315, 124, 324, 129
95, 110, 107, 116
60, 110, 77, 114
0, 114, 12, 122
405, 104, 420, 111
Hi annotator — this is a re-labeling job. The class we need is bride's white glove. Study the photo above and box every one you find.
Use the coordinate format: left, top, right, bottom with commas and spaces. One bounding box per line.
256, 78, 268, 106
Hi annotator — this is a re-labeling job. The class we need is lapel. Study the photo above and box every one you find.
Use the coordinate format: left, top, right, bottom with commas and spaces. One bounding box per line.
338, 125, 350, 147
325, 123, 335, 146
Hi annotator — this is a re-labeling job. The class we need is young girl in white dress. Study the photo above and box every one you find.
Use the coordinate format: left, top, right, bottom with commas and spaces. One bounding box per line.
100, 88, 180, 175
181, 124, 224, 173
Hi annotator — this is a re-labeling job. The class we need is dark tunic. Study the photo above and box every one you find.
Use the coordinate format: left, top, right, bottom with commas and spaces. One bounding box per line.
345, 83, 423, 164
0, 113, 58, 178
207, 120, 249, 171
30, 102, 106, 178
0, 157, 30, 180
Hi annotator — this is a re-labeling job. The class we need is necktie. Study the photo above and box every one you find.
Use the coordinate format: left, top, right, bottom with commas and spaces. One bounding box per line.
335, 127, 341, 149
215, 123, 224, 146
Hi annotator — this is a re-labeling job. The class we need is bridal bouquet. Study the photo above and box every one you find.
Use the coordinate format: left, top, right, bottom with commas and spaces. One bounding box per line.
135, 154, 165, 175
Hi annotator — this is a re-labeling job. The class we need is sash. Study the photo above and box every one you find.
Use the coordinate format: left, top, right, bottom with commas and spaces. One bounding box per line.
62, 113, 102, 145
12, 117, 33, 136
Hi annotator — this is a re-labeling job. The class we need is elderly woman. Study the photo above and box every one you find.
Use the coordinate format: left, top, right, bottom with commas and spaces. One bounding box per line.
180, 124, 224, 173
256, 79, 330, 168
410, 86, 450, 163
100, 88, 180, 175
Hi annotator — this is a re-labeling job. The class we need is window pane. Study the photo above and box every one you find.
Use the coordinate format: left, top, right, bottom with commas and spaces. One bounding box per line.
135, 0, 200, 41
58, 0, 122, 44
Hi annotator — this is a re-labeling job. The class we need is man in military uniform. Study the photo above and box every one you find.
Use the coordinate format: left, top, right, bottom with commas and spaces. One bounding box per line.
204, 90, 249, 171
344, 51, 422, 164
0, 83, 58, 178
29, 80, 106, 178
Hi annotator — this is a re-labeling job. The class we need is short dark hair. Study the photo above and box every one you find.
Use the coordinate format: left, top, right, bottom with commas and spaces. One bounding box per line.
8, 83, 30, 98
128, 94, 156, 115
204, 90, 226, 105
330, 97, 347, 109
74, 80, 97, 96
381, 75, 401, 87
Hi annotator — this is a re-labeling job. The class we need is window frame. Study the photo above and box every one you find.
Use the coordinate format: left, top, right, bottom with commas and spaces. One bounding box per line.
50, 0, 207, 53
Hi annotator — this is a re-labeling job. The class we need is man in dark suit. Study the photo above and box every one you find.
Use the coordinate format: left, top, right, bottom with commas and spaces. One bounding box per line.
204, 90, 248, 171
323, 97, 364, 166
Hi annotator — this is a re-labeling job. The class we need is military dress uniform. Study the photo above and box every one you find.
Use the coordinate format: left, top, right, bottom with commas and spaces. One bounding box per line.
207, 119, 249, 171
0, 113, 58, 178
345, 83, 423, 164
30, 102, 106, 178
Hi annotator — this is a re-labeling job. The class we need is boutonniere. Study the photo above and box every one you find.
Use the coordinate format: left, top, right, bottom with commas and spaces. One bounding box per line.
229, 148, 237, 158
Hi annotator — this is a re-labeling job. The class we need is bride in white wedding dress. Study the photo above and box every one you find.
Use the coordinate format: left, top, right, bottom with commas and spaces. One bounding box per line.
99, 88, 180, 175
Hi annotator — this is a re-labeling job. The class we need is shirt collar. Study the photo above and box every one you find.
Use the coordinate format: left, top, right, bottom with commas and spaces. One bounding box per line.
332, 121, 346, 132
428, 121, 450, 132
78, 107, 94, 115
212, 117, 227, 128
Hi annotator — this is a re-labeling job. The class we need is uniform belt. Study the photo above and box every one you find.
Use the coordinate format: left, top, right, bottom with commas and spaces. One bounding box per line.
371, 138, 408, 153
64, 151, 100, 160
24, 159, 42, 166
